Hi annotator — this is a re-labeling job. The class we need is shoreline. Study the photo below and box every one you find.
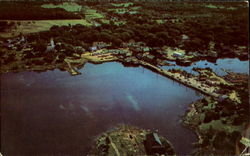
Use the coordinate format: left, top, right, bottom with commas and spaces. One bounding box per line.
1, 54, 248, 155
1, 56, 247, 99
182, 96, 249, 155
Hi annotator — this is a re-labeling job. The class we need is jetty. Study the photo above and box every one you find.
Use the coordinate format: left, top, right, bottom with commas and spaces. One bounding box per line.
138, 60, 220, 98
64, 59, 81, 76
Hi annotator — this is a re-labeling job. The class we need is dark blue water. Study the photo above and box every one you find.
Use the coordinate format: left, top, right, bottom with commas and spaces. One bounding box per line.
1, 58, 248, 155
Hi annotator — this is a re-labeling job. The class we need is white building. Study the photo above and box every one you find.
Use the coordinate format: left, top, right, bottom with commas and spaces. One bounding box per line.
46, 38, 55, 52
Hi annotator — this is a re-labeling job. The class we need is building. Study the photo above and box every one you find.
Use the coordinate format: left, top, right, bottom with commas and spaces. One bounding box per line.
143, 47, 150, 52
144, 133, 167, 155
93, 42, 110, 49
218, 95, 229, 102
46, 38, 55, 52
173, 52, 183, 58
181, 34, 189, 41
20, 36, 26, 43
208, 50, 218, 57
90, 46, 97, 51
93, 22, 101, 27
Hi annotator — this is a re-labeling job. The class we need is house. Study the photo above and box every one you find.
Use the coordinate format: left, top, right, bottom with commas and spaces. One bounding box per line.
146, 54, 155, 60
142, 53, 155, 60
218, 95, 229, 102
7, 39, 13, 43
208, 51, 218, 57
136, 53, 143, 59
108, 49, 128, 55
144, 133, 167, 155
181, 34, 189, 41
20, 36, 26, 43
90, 46, 97, 51
93, 22, 101, 27
143, 47, 150, 52
46, 38, 55, 52
116, 49, 127, 55
93, 42, 110, 49
125, 52, 132, 57
205, 80, 216, 85
173, 52, 183, 58
129, 11, 137, 14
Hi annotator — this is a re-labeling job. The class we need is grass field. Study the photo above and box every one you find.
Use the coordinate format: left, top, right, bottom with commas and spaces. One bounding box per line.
41, 2, 82, 12
85, 8, 105, 20
111, 2, 134, 7
0, 19, 92, 38
108, 6, 139, 15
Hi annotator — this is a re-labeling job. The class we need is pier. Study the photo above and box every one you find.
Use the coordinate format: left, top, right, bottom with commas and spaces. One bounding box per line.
138, 60, 220, 98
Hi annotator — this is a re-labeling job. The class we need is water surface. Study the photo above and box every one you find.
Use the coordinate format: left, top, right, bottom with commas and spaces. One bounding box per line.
1, 62, 202, 155
163, 58, 249, 76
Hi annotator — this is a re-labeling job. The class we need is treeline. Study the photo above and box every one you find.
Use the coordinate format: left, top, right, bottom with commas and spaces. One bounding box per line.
29, 10, 248, 53
0, 2, 82, 20
28, 22, 181, 49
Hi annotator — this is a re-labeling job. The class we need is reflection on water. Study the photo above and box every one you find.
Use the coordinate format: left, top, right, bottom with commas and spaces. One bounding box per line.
1, 62, 209, 155
1, 58, 248, 155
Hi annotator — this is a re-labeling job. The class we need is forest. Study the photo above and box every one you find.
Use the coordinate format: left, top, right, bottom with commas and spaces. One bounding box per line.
0, 2, 82, 20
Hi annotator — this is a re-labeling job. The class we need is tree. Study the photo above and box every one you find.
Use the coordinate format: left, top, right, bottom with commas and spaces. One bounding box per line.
99, 31, 112, 42
33, 40, 47, 52
111, 38, 122, 47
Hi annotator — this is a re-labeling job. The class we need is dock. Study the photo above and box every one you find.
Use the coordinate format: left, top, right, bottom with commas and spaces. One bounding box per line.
138, 60, 220, 98
64, 59, 81, 76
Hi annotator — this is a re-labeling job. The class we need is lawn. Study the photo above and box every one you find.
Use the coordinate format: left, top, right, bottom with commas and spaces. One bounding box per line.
111, 2, 134, 7
85, 8, 105, 20
199, 119, 242, 133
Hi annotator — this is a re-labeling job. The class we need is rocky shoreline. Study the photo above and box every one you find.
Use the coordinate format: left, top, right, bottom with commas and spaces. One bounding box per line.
182, 72, 249, 155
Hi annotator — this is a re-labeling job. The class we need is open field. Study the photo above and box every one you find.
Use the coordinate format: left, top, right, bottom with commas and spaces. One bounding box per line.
0, 19, 92, 38
41, 2, 82, 12
107, 4, 140, 14
85, 7, 105, 20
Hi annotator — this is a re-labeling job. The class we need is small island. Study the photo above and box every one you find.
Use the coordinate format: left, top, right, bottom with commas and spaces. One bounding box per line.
89, 125, 176, 156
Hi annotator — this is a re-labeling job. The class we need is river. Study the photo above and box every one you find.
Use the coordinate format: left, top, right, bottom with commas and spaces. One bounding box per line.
0, 58, 248, 155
